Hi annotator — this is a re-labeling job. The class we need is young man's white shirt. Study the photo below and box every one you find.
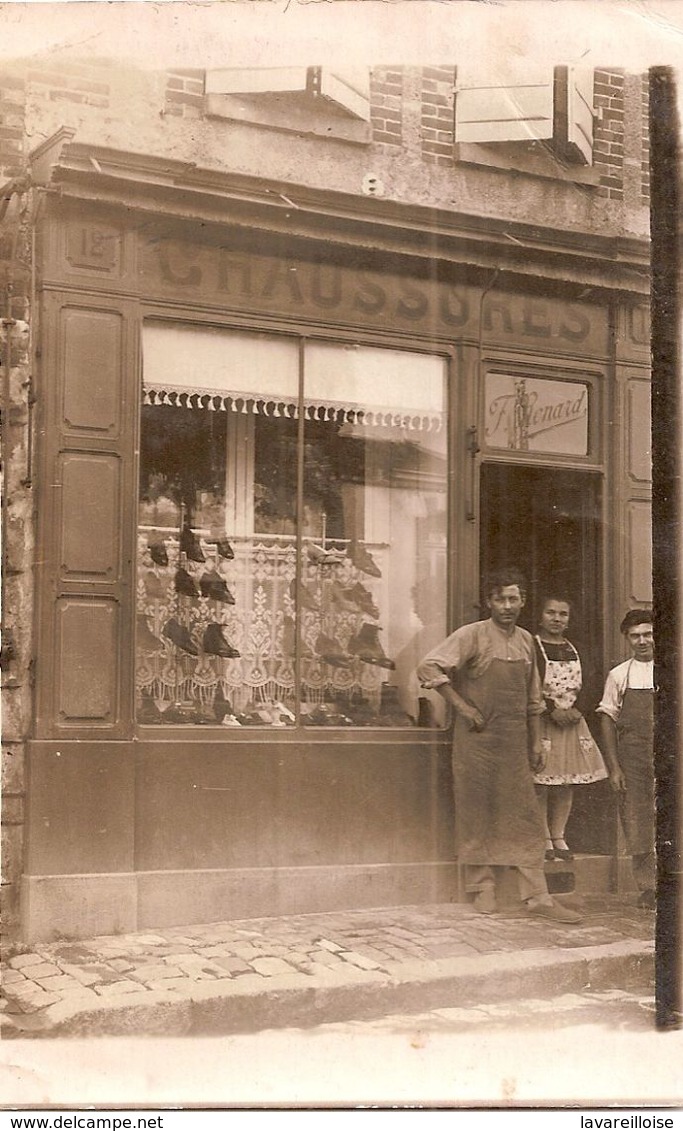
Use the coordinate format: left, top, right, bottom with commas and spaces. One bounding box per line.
596, 659, 655, 723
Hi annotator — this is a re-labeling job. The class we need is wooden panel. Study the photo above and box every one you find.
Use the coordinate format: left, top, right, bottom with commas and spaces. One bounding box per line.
628, 501, 653, 605
26, 741, 135, 874
134, 741, 453, 871
62, 308, 122, 435
57, 599, 119, 724
628, 380, 652, 483
59, 453, 120, 578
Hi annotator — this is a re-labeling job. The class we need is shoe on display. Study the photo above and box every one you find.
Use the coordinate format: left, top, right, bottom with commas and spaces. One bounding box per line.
273, 700, 296, 723
213, 683, 233, 722
193, 706, 216, 725
305, 704, 354, 726
144, 571, 165, 601
348, 623, 396, 670
175, 567, 200, 598
348, 540, 382, 578
315, 632, 353, 668
235, 711, 267, 726
207, 534, 235, 560
307, 542, 344, 566
221, 713, 242, 727
180, 524, 206, 563
347, 581, 380, 619
148, 539, 168, 567
329, 580, 360, 613
290, 577, 319, 611
526, 899, 583, 924
162, 617, 199, 656
137, 614, 163, 653
199, 570, 236, 604
137, 693, 163, 723
163, 701, 199, 724
203, 622, 240, 658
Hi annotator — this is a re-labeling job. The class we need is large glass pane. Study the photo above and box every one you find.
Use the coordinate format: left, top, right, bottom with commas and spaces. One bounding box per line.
298, 342, 448, 727
136, 326, 448, 728
136, 325, 299, 727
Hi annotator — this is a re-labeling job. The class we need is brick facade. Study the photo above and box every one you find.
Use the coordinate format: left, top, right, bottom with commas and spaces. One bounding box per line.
369, 67, 403, 148
593, 69, 626, 200
420, 65, 455, 165
164, 69, 205, 119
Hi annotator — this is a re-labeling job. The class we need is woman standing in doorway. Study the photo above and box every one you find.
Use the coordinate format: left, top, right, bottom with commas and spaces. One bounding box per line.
533, 596, 608, 861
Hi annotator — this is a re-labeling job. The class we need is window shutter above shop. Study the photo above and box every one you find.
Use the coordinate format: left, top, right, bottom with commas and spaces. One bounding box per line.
454, 68, 555, 145
455, 64, 594, 165
205, 66, 370, 123
555, 66, 595, 166
313, 69, 371, 121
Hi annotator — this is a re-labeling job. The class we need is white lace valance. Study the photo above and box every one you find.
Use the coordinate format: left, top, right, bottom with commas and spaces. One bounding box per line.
142, 386, 443, 431
142, 323, 446, 432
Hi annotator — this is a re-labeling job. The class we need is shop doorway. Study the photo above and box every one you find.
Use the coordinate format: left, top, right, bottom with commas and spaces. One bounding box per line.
480, 463, 613, 856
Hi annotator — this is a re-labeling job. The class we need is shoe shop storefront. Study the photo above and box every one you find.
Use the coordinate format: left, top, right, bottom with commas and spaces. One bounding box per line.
22, 140, 651, 940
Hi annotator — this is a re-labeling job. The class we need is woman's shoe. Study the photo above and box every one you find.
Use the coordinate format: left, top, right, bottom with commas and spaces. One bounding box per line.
552, 840, 574, 861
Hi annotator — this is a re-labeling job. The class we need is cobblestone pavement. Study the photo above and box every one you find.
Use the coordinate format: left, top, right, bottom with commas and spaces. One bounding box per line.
1, 894, 653, 1026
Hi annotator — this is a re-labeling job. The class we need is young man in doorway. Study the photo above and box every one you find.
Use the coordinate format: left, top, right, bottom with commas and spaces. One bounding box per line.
417, 568, 582, 924
596, 610, 656, 911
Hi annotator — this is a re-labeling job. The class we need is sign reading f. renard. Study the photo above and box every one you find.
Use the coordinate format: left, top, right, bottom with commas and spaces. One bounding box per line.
485, 373, 590, 456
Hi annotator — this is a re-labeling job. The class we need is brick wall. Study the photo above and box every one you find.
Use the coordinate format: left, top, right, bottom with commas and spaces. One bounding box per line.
421, 65, 455, 165
164, 69, 205, 119
25, 61, 110, 110
369, 67, 402, 147
593, 69, 625, 200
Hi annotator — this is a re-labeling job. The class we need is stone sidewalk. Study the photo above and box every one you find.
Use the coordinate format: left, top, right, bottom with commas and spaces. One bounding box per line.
1, 894, 654, 1039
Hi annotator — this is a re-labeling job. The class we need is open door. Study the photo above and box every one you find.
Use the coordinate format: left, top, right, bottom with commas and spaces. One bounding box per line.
480, 463, 614, 858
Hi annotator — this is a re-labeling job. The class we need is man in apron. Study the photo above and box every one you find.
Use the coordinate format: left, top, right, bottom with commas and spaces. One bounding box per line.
597, 609, 656, 911
417, 568, 583, 924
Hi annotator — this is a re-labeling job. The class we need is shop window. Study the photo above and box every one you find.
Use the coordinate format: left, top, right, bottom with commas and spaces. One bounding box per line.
455, 65, 596, 176
136, 325, 448, 729
205, 67, 371, 143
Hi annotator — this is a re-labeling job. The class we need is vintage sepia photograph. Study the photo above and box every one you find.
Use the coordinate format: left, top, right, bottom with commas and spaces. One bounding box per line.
0, 0, 681, 1112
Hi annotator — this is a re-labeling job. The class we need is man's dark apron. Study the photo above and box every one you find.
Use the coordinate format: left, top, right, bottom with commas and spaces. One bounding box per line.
452, 656, 545, 868
616, 673, 655, 856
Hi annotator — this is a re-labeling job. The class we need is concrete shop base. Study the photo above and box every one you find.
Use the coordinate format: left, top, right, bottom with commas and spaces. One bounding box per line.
20, 862, 460, 942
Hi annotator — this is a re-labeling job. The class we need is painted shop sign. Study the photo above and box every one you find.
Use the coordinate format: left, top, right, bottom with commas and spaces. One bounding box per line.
485, 373, 589, 455
136, 236, 610, 355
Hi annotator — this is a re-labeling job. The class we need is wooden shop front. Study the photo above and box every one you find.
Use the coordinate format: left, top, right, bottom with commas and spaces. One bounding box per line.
22, 139, 650, 939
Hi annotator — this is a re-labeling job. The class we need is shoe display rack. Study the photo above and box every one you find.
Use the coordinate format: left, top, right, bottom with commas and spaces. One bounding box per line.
135, 520, 409, 727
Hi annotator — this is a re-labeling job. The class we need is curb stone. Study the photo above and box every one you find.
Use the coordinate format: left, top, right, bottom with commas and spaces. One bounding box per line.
1, 939, 654, 1040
